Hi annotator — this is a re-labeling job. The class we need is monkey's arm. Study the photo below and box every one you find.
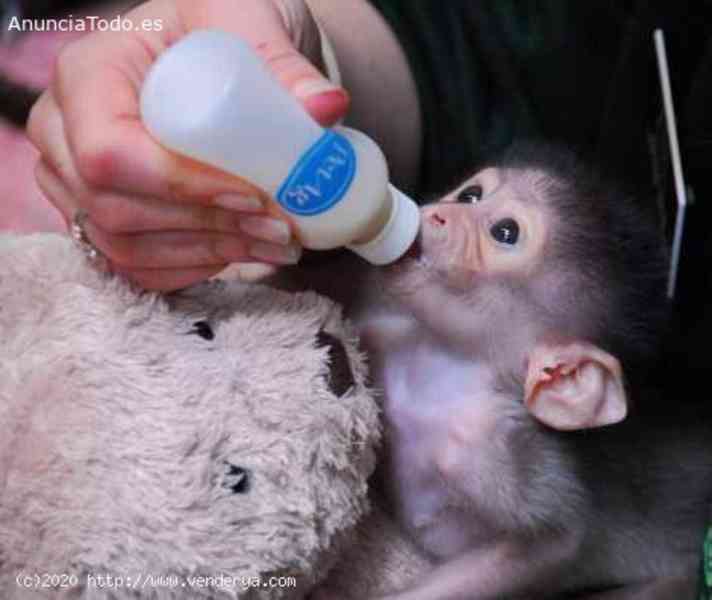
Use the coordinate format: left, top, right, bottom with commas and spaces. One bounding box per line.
377, 535, 579, 600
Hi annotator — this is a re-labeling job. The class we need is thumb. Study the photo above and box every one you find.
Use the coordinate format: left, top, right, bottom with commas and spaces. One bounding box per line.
257, 36, 350, 127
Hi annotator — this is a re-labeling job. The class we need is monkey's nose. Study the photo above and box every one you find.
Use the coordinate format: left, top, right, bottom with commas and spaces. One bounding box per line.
426, 210, 447, 227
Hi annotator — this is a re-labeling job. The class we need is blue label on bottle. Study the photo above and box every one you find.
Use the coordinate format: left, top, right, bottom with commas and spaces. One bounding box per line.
276, 130, 356, 216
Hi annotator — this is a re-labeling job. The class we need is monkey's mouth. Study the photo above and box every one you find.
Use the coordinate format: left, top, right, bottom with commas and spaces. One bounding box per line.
382, 233, 430, 285
401, 234, 423, 262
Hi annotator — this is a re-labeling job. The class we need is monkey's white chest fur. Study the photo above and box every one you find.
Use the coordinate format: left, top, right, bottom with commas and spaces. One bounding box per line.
369, 328, 502, 561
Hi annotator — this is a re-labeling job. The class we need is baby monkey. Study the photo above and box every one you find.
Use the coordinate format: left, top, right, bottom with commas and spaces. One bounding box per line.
293, 142, 712, 600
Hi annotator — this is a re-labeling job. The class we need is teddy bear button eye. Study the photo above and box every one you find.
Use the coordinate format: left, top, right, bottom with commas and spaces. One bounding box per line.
222, 462, 250, 494
188, 320, 215, 340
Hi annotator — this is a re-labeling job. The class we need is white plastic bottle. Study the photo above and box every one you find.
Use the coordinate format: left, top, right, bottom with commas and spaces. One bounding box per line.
140, 29, 420, 265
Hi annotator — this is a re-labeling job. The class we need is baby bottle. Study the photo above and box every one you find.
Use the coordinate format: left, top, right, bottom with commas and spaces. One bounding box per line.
140, 29, 420, 265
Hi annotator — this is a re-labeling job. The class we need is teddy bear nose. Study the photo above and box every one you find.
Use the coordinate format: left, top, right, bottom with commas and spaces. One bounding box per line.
316, 330, 355, 397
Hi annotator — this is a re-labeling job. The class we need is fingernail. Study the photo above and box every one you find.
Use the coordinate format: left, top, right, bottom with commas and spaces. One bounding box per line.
302, 89, 350, 126
214, 194, 263, 213
239, 216, 291, 245
249, 241, 302, 265
293, 78, 341, 100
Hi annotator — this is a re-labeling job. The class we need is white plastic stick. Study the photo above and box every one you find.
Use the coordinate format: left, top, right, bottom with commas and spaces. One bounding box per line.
654, 29, 687, 299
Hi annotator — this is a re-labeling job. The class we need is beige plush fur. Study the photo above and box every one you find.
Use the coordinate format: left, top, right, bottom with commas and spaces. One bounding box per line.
0, 233, 383, 599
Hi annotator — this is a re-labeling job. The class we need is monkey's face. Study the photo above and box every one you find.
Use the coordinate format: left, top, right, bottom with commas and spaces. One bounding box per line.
382, 167, 551, 349
424, 167, 548, 282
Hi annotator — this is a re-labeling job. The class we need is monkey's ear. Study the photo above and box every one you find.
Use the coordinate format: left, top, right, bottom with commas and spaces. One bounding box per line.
524, 341, 627, 431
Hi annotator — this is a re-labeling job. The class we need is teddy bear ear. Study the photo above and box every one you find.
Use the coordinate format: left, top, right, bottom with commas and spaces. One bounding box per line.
524, 340, 627, 431
316, 330, 354, 397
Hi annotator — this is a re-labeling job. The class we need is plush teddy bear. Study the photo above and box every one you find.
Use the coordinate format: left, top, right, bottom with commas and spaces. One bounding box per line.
0, 232, 398, 599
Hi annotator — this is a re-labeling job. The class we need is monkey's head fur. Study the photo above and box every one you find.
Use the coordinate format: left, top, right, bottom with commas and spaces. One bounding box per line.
383, 141, 670, 392
499, 142, 670, 385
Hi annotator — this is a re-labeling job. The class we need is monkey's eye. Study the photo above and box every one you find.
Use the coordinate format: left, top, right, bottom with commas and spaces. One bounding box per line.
456, 185, 483, 204
490, 218, 519, 245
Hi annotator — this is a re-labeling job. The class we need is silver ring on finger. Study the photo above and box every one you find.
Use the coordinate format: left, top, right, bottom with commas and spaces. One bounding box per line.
70, 210, 110, 271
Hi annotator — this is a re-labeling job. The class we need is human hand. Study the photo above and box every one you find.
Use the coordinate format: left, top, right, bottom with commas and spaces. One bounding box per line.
27, 0, 349, 290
